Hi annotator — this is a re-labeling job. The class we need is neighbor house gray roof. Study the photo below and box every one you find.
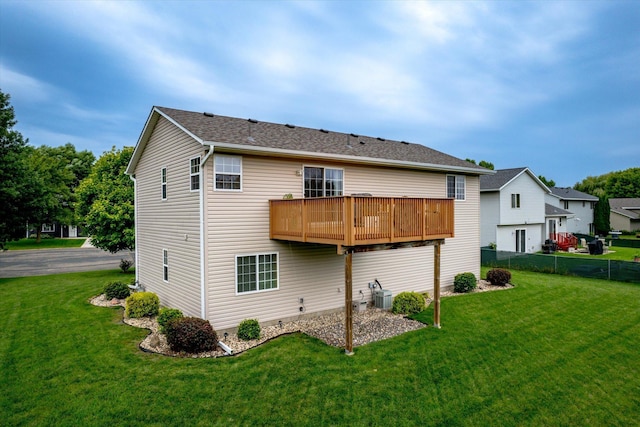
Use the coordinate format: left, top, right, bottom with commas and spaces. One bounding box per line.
480, 167, 550, 192
609, 198, 640, 220
127, 106, 493, 176
545, 203, 573, 216
549, 187, 598, 201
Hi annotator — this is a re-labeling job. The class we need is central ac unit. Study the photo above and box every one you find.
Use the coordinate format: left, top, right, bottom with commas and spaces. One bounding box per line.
374, 290, 392, 310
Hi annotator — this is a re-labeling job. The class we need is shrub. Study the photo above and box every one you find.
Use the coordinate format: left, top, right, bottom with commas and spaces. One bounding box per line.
157, 307, 184, 333
103, 281, 131, 300
486, 268, 512, 286
119, 258, 133, 273
392, 291, 426, 315
165, 317, 218, 353
125, 292, 159, 318
454, 272, 477, 293
237, 319, 261, 341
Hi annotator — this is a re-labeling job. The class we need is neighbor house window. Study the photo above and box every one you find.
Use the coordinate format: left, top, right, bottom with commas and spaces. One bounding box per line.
214, 155, 242, 191
162, 249, 169, 282
590, 202, 595, 209
236, 253, 278, 294
303, 167, 343, 198
161, 167, 167, 200
190, 157, 201, 191
41, 224, 55, 232
446, 175, 465, 200
511, 193, 521, 208
563, 200, 569, 209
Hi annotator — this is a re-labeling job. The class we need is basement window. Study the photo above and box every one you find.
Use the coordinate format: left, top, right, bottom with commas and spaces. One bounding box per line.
236, 253, 279, 294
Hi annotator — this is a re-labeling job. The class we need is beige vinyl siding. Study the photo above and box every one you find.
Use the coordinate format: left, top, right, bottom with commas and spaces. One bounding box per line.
206, 155, 481, 330
134, 117, 203, 317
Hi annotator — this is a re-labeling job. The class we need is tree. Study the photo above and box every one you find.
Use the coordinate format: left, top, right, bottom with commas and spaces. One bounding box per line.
465, 159, 494, 170
538, 175, 556, 188
76, 146, 134, 253
593, 195, 611, 236
0, 90, 34, 248
606, 167, 640, 198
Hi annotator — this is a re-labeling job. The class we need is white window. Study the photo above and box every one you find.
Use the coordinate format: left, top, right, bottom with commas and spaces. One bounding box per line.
446, 175, 465, 200
162, 249, 169, 282
161, 167, 167, 200
41, 224, 55, 232
511, 194, 521, 208
190, 157, 201, 191
214, 155, 242, 191
563, 200, 569, 209
236, 253, 279, 294
304, 166, 343, 198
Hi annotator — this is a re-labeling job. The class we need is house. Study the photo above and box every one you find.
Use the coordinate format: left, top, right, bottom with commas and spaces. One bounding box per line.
28, 223, 82, 238
480, 167, 551, 252
546, 187, 598, 235
126, 106, 491, 350
609, 198, 640, 232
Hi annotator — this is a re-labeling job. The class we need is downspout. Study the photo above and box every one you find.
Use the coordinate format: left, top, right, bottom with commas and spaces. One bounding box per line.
129, 174, 139, 287
199, 145, 215, 319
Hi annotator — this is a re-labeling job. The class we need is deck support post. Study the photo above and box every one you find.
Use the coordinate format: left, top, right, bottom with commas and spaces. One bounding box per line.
344, 249, 354, 355
433, 240, 442, 328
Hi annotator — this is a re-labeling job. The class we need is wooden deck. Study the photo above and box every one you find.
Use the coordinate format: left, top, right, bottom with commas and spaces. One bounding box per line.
269, 196, 454, 248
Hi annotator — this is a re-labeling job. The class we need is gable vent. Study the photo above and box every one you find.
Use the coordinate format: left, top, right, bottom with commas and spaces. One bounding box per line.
203, 112, 214, 117
285, 124, 295, 128
248, 118, 258, 124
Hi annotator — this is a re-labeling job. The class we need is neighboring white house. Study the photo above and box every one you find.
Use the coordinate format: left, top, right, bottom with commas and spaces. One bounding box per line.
126, 106, 492, 339
546, 187, 598, 235
480, 167, 550, 252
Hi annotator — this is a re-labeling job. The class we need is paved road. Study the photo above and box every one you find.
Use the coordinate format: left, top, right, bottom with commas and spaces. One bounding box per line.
0, 247, 131, 278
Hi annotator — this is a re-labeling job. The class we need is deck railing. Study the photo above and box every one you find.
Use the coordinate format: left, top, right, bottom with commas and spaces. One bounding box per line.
269, 196, 454, 247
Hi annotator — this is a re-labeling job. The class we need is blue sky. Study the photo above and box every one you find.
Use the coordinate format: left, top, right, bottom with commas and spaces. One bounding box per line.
1, 0, 638, 187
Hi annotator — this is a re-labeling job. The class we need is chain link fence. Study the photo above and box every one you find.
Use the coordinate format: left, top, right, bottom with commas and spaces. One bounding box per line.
481, 248, 640, 284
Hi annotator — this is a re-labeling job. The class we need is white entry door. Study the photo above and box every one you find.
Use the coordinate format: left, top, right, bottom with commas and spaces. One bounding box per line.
516, 229, 526, 253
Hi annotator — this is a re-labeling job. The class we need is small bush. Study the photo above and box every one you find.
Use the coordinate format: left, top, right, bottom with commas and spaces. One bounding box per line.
454, 272, 477, 293
103, 281, 131, 300
125, 292, 160, 318
165, 317, 218, 353
486, 268, 511, 286
392, 291, 426, 315
237, 319, 261, 341
157, 307, 184, 333
119, 258, 133, 273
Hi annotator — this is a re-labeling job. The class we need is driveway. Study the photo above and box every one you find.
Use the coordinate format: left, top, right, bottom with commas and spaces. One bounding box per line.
0, 247, 131, 278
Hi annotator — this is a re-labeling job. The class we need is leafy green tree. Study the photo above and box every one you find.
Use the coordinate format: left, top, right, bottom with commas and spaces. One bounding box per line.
593, 195, 611, 236
605, 168, 640, 198
538, 175, 556, 188
465, 159, 494, 170
478, 160, 494, 170
0, 91, 34, 248
76, 146, 134, 253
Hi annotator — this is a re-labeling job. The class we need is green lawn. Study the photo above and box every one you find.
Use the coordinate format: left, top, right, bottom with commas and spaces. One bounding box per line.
1, 269, 639, 426
4, 237, 86, 250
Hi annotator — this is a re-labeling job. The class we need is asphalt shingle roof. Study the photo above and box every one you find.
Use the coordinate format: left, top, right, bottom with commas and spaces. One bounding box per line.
155, 107, 488, 173
545, 203, 573, 216
549, 187, 598, 201
609, 198, 640, 219
479, 167, 528, 191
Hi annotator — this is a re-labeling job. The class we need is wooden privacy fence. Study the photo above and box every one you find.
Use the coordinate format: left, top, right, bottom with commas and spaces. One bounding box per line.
270, 196, 454, 247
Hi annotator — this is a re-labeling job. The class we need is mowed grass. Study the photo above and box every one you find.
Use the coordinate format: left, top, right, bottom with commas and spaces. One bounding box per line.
1, 269, 639, 426
4, 238, 86, 250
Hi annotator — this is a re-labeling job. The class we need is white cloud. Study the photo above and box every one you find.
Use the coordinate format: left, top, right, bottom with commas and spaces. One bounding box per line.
0, 66, 57, 103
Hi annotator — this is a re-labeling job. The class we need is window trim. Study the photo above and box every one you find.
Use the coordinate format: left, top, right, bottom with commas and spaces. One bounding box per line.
161, 167, 167, 200
446, 175, 466, 201
511, 193, 521, 209
162, 249, 169, 282
214, 154, 242, 192
235, 252, 279, 295
303, 165, 344, 198
41, 224, 55, 233
190, 156, 201, 192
